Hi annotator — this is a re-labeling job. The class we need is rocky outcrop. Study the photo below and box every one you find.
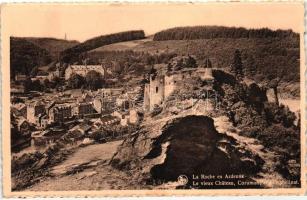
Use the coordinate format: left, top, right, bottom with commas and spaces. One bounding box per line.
111, 115, 264, 188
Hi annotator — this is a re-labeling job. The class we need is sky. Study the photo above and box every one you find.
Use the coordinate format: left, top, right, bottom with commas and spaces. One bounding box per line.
2, 3, 304, 42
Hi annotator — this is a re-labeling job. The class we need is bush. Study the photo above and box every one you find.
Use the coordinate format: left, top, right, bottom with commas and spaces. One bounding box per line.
85, 70, 104, 90
264, 102, 296, 127
67, 73, 86, 89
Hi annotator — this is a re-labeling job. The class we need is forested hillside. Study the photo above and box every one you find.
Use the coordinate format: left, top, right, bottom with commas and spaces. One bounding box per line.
151, 26, 300, 83
24, 37, 79, 59
60, 30, 145, 63
10, 37, 52, 79
153, 26, 299, 40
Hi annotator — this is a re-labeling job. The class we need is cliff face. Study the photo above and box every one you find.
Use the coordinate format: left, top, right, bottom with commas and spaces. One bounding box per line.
110, 69, 299, 189
111, 110, 264, 188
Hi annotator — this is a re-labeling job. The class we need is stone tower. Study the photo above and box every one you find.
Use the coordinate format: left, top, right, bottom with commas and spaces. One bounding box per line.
144, 74, 165, 111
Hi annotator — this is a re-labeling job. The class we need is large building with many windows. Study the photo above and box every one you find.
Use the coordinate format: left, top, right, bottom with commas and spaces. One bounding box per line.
65, 64, 105, 80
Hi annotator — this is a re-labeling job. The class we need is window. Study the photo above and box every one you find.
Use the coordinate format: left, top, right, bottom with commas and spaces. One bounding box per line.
156, 87, 159, 93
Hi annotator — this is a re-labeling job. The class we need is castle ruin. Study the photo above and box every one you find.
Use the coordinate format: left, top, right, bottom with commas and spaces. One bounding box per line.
144, 65, 214, 112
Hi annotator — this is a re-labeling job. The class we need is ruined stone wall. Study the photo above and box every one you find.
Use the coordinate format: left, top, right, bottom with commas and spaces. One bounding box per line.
164, 75, 176, 100
149, 76, 165, 111
144, 84, 150, 111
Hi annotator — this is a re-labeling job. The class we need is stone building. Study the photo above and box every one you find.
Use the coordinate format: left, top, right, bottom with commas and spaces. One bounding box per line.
12, 103, 27, 118
31, 75, 49, 83
112, 109, 141, 126
65, 64, 105, 80
73, 102, 96, 116
129, 109, 140, 124
16, 117, 30, 132
49, 104, 72, 123
26, 101, 46, 124
48, 68, 60, 81
93, 95, 117, 113
112, 110, 129, 126
97, 88, 124, 98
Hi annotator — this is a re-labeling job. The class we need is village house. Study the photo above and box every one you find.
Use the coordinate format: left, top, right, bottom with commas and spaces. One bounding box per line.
65, 64, 105, 80
16, 116, 30, 132
26, 101, 46, 124
15, 74, 27, 82
38, 114, 49, 128
49, 103, 72, 124
93, 95, 117, 113
77, 93, 93, 103
112, 110, 129, 126
32, 127, 67, 146
69, 123, 92, 137
97, 88, 124, 97
48, 68, 60, 81
112, 109, 140, 126
73, 102, 96, 117
128, 109, 140, 124
46, 101, 56, 116
31, 75, 49, 83
11, 103, 27, 118
11, 84, 26, 94
93, 115, 120, 129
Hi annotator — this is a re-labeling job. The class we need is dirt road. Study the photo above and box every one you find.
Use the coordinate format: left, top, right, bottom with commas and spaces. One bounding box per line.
27, 140, 143, 191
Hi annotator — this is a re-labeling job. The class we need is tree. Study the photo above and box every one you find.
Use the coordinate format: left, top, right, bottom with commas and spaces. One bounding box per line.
85, 70, 104, 90
68, 73, 86, 89
245, 56, 256, 76
29, 66, 39, 77
167, 63, 172, 73
203, 58, 212, 68
186, 55, 197, 68
23, 77, 32, 92
43, 79, 51, 89
148, 65, 157, 80
231, 49, 243, 79
31, 80, 43, 91
149, 65, 157, 75
264, 102, 296, 128
146, 56, 155, 66
49, 76, 63, 89
11, 97, 25, 104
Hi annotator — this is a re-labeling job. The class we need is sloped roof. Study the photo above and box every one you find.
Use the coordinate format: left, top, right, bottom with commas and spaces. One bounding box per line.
13, 103, 26, 110
16, 117, 28, 127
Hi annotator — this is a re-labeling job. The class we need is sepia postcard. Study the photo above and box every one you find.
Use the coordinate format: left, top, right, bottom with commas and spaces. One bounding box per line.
1, 2, 306, 197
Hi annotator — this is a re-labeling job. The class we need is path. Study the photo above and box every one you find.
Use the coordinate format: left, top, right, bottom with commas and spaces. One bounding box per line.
27, 140, 141, 191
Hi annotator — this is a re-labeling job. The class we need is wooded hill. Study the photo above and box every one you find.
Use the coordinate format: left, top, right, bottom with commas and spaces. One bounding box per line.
60, 30, 145, 63
10, 37, 79, 79
10, 37, 52, 79
24, 37, 79, 59
153, 26, 299, 40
